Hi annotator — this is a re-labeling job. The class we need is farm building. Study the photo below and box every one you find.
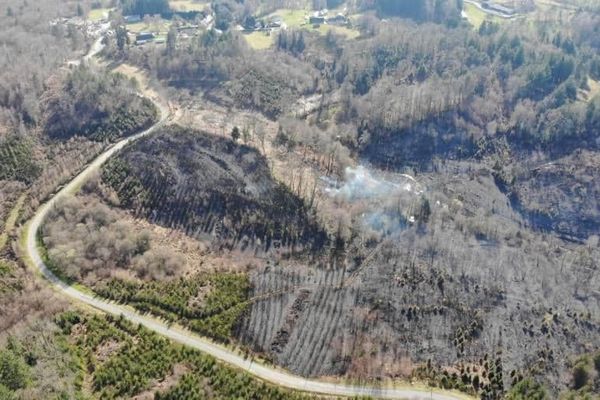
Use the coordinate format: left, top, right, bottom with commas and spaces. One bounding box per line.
135, 32, 155, 45
481, 1, 517, 16
266, 20, 282, 29
327, 14, 348, 25
124, 14, 142, 23
309, 15, 325, 24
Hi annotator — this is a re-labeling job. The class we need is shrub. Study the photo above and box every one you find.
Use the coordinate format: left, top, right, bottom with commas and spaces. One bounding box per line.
0, 350, 29, 391
505, 378, 547, 400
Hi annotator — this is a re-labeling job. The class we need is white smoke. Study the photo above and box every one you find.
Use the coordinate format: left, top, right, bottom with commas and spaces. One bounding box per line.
324, 165, 422, 201
322, 165, 426, 234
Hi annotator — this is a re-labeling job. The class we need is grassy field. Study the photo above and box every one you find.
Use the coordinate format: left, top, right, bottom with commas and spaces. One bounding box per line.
169, 0, 208, 12
316, 24, 360, 39
463, 0, 580, 27
269, 9, 308, 28
243, 23, 360, 49
244, 31, 275, 50
463, 3, 503, 28
87, 8, 111, 21
264, 7, 360, 40
127, 20, 172, 34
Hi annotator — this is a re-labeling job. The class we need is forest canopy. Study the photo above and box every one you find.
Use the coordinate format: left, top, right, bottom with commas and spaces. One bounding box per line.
43, 67, 158, 142
3, 0, 600, 399
121, 0, 171, 15
366, 0, 463, 22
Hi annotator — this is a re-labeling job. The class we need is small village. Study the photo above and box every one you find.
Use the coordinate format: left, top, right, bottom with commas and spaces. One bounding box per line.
51, 4, 214, 47
3, 0, 600, 399
304, 9, 349, 27
50, 2, 355, 50
49, 0, 542, 52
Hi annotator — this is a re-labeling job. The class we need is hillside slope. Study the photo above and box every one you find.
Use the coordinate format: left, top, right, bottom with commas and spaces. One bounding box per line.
102, 126, 327, 255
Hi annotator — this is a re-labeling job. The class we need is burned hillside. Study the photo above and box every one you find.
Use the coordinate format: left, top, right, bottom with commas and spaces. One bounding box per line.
238, 164, 600, 397
102, 126, 327, 255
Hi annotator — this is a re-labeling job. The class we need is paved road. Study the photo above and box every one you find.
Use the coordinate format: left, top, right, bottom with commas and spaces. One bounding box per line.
463, 0, 519, 19
21, 42, 475, 400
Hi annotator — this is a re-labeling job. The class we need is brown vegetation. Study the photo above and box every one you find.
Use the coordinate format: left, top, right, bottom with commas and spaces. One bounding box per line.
41, 192, 185, 285
2, 0, 600, 398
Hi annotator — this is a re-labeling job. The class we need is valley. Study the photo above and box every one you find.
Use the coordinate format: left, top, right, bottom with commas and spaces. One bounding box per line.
0, 0, 599, 399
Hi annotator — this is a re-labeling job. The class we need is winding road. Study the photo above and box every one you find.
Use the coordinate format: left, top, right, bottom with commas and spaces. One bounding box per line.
20, 37, 474, 400
463, 0, 520, 19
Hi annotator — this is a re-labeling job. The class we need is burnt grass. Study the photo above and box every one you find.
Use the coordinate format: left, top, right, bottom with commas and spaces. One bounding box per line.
102, 125, 327, 255
100, 126, 599, 398
510, 150, 600, 241
237, 166, 600, 398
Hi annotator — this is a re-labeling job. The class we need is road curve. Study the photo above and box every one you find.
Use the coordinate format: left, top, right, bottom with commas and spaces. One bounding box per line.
463, 0, 519, 19
21, 44, 474, 400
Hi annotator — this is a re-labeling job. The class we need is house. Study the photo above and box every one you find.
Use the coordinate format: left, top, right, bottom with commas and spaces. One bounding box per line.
327, 14, 347, 25
65, 16, 86, 27
177, 24, 199, 33
266, 20, 282, 29
135, 32, 155, 45
309, 15, 325, 24
124, 14, 142, 23
200, 13, 214, 28
489, 3, 516, 15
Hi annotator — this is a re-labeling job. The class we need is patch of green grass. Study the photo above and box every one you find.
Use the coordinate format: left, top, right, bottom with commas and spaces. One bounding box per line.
265, 8, 360, 39
126, 22, 145, 33
463, 3, 486, 28
127, 20, 172, 34
87, 8, 110, 21
269, 9, 308, 28
244, 31, 275, 50
463, 3, 502, 29
169, 0, 208, 11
